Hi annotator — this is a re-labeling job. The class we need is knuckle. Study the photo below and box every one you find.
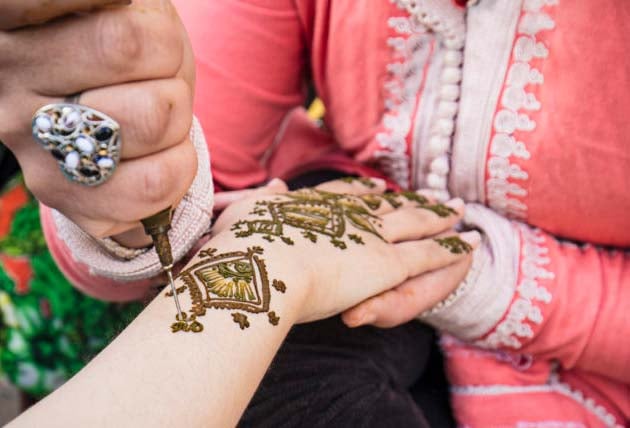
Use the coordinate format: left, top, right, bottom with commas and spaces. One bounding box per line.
95, 13, 143, 73
95, 9, 183, 77
179, 141, 198, 184
140, 161, 175, 206
131, 88, 172, 146
25, 174, 61, 209
170, 79, 194, 139
155, 17, 184, 73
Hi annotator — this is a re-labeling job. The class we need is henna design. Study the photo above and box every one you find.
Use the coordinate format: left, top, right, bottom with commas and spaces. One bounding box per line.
198, 248, 218, 258
171, 313, 204, 333
165, 285, 186, 297
399, 191, 429, 205
348, 234, 364, 245
268, 312, 280, 326
272, 280, 286, 293
359, 194, 384, 210
360, 191, 429, 210
232, 313, 250, 330
281, 237, 295, 246
423, 203, 457, 218
434, 236, 473, 254
232, 189, 384, 249
339, 176, 377, 188
302, 231, 318, 243
170, 247, 285, 333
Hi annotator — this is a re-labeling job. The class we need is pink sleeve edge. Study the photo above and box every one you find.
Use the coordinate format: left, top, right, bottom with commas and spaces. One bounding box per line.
41, 204, 152, 302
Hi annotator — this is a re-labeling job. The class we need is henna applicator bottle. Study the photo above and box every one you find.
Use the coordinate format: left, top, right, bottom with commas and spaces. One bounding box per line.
141, 207, 184, 320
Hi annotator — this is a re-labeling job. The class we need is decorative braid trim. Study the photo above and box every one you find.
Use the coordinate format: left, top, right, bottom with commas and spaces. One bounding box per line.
375, 12, 431, 189
486, 0, 558, 219
475, 224, 553, 349
547, 372, 624, 428
377, 0, 466, 192
396, 0, 467, 201
451, 372, 624, 428
516, 422, 586, 428
98, 237, 148, 260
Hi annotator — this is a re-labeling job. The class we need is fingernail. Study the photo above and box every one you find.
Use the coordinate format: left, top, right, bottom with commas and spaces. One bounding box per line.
445, 197, 464, 210
267, 178, 285, 188
371, 178, 386, 187
459, 230, 481, 247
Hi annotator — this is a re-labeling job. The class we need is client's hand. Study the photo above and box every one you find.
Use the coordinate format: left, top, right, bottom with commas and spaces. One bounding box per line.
5, 177, 480, 428
201, 178, 479, 325
341, 193, 478, 329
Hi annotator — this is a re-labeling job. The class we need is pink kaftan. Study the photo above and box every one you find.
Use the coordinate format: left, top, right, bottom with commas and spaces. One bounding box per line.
41, 0, 630, 425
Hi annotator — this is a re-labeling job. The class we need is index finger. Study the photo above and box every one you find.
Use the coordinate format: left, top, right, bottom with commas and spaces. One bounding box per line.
0, 0, 129, 30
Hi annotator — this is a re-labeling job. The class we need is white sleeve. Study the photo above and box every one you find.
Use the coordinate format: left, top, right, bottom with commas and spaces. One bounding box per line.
419, 204, 520, 341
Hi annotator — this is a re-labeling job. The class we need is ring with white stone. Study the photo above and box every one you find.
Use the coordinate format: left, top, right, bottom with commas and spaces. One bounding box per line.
31, 101, 121, 186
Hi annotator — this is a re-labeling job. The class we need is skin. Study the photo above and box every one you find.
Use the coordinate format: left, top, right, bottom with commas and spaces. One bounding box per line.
7, 179, 479, 427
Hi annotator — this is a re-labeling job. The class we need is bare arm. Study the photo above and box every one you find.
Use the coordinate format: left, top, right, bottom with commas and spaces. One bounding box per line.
9, 180, 476, 427
10, 231, 308, 428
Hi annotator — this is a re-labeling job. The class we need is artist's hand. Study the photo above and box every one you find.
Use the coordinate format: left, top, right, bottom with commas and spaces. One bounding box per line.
0, 0, 196, 242
208, 178, 480, 324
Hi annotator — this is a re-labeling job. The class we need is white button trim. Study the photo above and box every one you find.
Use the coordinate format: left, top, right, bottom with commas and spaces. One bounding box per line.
486, 0, 557, 219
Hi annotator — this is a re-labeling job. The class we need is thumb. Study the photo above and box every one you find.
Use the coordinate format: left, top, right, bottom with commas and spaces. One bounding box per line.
213, 178, 288, 212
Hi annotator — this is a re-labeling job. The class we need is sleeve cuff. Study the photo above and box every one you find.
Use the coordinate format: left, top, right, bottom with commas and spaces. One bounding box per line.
419, 204, 520, 341
50, 116, 214, 282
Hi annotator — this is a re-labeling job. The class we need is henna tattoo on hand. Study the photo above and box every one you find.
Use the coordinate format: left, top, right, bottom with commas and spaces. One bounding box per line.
339, 176, 377, 188
422, 203, 457, 218
168, 247, 286, 333
348, 234, 365, 245
268, 312, 280, 326
434, 236, 473, 254
230, 187, 459, 251
171, 313, 204, 333
231, 189, 384, 249
232, 313, 250, 330
165, 285, 186, 297
272, 280, 286, 293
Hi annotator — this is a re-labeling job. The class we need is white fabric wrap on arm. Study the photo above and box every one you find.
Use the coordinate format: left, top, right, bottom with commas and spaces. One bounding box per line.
419, 204, 519, 341
51, 116, 214, 282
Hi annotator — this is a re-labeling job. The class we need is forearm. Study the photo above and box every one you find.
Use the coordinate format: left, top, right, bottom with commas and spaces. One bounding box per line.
9, 232, 308, 428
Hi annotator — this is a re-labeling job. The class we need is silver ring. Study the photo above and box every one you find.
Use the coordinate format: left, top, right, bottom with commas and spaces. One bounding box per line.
31, 96, 121, 186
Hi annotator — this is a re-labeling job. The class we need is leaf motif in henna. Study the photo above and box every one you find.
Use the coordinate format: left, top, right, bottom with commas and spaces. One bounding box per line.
231, 189, 384, 248
434, 236, 472, 254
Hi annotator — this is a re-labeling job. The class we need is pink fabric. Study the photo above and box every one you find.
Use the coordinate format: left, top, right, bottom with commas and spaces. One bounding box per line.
178, 0, 408, 189
496, 230, 630, 382
41, 206, 154, 302
485, 1, 630, 246
41, 0, 629, 424
179, 1, 629, 425
444, 338, 628, 427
